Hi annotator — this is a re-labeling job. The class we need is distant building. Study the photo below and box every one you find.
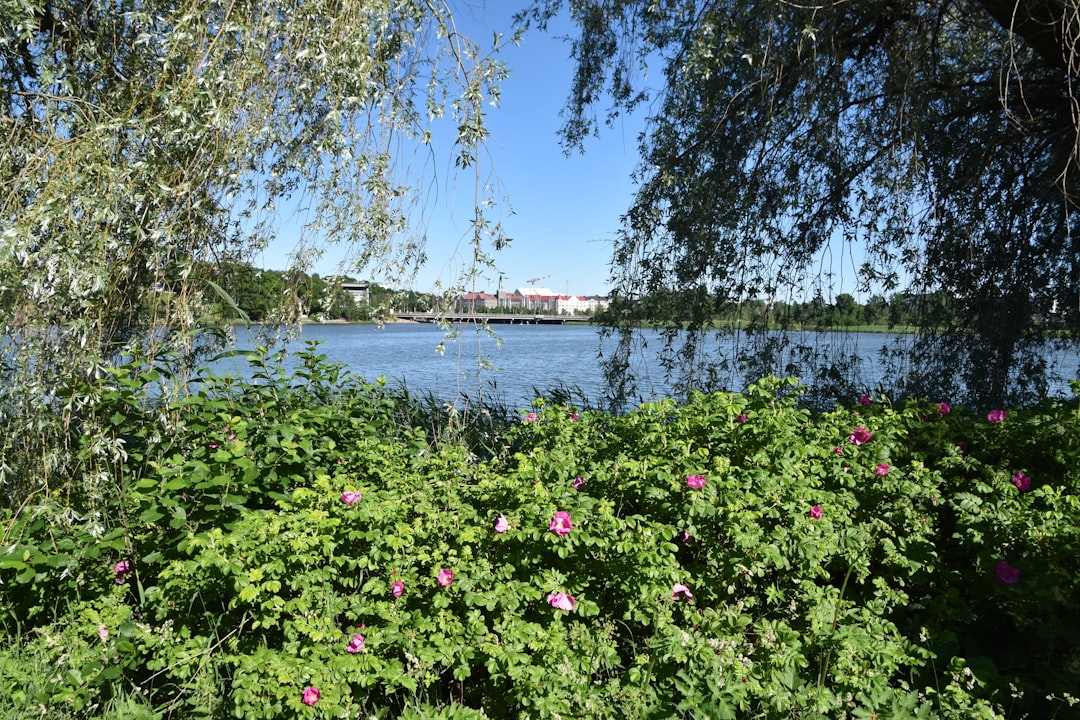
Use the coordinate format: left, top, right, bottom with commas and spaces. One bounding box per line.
340, 282, 370, 305
457, 291, 499, 312
498, 290, 527, 310
516, 286, 555, 298
456, 289, 610, 315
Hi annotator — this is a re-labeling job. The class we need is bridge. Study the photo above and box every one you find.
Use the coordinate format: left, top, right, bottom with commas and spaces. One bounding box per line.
392, 312, 594, 325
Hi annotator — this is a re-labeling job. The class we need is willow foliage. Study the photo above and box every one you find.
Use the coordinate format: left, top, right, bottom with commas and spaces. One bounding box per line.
520, 0, 1080, 408
0, 1, 509, 504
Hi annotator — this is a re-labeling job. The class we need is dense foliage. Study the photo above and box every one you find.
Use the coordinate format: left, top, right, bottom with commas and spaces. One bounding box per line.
518, 0, 1080, 408
598, 290, 958, 331
212, 265, 398, 323
3, 347, 1078, 718
0, 0, 509, 505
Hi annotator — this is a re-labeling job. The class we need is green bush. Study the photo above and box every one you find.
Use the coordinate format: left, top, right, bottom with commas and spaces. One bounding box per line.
3, 353, 1079, 718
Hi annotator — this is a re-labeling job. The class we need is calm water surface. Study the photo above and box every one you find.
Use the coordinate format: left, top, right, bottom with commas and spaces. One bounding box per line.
205, 322, 1080, 409
206, 322, 949, 409
209, 323, 659, 409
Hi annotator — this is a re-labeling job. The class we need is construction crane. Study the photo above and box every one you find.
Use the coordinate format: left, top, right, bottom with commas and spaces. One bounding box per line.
526, 275, 550, 291
523, 275, 552, 313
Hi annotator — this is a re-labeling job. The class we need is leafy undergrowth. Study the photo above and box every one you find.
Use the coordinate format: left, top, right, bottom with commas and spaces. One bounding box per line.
2, 348, 1079, 718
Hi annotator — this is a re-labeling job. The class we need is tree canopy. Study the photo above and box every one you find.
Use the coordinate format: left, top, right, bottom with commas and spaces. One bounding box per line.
518, 0, 1080, 408
0, 0, 509, 500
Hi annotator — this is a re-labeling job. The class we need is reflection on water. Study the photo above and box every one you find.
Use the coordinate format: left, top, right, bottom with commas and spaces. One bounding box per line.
202, 323, 1079, 410
205, 323, 663, 410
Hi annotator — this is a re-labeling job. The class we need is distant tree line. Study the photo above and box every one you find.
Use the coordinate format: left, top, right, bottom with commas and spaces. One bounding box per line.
212, 263, 400, 322
597, 290, 1075, 332
523, 0, 1080, 408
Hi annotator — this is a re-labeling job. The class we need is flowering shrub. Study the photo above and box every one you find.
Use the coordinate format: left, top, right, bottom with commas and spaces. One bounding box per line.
1011, 471, 1031, 492
994, 560, 1021, 585
848, 426, 872, 445
548, 510, 572, 536
685, 473, 707, 489
546, 592, 576, 611
2, 356, 1080, 719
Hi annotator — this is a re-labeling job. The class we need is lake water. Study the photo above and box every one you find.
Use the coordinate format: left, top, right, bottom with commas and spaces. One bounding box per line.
207, 322, 670, 409
204, 322, 1013, 410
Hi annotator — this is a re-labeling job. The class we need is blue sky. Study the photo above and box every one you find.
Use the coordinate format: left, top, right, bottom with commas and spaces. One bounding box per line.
256, 3, 876, 301
259, 3, 645, 297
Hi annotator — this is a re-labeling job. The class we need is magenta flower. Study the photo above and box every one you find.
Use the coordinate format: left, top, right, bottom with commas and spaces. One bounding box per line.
525, 412, 537, 422
302, 686, 320, 706
858, 394, 871, 406
685, 474, 707, 489
570, 412, 579, 422
833, 445, 843, 455
437, 568, 454, 587
875, 463, 891, 476
572, 475, 586, 490
935, 402, 951, 416
340, 490, 361, 505
391, 580, 405, 598
672, 583, 694, 600
113, 560, 130, 584
995, 560, 1021, 585
987, 409, 1007, 423
848, 427, 872, 445
98, 625, 109, 641
736, 413, 748, 423
549, 511, 573, 536
547, 592, 576, 611
682, 530, 692, 543
1011, 472, 1032, 492
494, 513, 509, 534
346, 633, 365, 653
810, 505, 823, 520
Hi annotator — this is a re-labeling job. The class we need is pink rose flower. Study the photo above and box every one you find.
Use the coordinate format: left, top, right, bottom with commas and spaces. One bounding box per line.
113, 560, 130, 584
302, 686, 320, 706
547, 592, 576, 611
572, 475, 586, 490
848, 427, 872, 445
875, 463, 891, 476
685, 474, 707, 489
682, 530, 692, 543
494, 513, 509, 534
935, 402, 951, 415
736, 413, 748, 423
437, 568, 454, 587
98, 625, 109, 641
525, 412, 537, 422
340, 491, 362, 505
810, 505, 823, 520
858, 394, 871, 406
995, 560, 1021, 585
672, 583, 694, 600
1011, 472, 1031, 492
987, 409, 1007, 423
346, 633, 365, 653
833, 445, 843, 455
391, 580, 405, 598
570, 412, 579, 422
549, 511, 572, 536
